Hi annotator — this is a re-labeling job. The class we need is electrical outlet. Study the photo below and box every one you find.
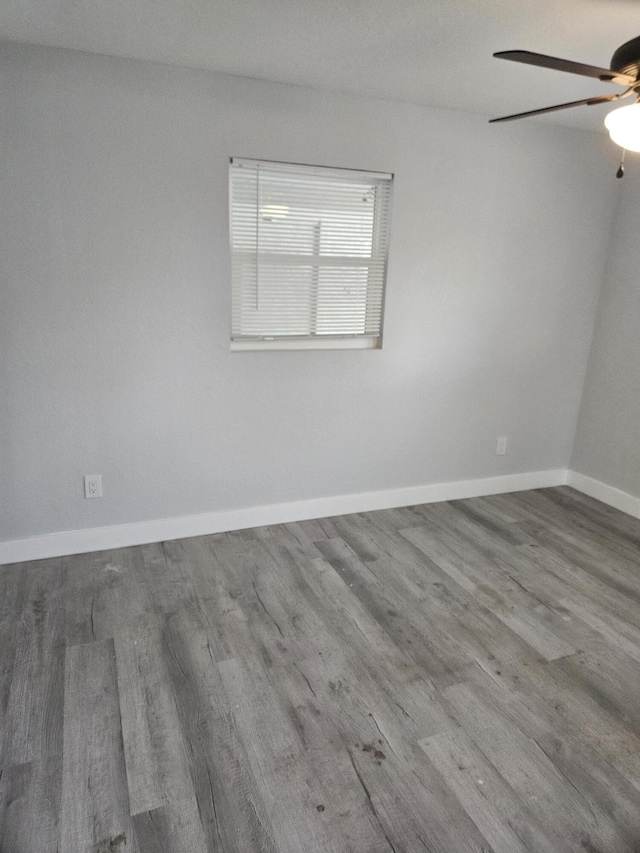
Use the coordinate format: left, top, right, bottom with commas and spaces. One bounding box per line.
496, 436, 508, 456
84, 475, 102, 498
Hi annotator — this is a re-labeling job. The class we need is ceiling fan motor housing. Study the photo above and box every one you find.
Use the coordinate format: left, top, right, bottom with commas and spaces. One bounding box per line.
610, 36, 640, 80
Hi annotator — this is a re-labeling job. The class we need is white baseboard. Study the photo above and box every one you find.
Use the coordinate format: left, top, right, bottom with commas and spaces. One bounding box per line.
0, 468, 568, 565
566, 470, 640, 521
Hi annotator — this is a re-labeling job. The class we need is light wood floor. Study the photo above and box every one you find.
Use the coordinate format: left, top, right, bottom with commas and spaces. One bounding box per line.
2, 487, 640, 852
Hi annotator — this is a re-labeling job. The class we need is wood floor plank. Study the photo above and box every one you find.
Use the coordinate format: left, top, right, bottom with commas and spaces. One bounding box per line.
262, 542, 456, 737
522, 487, 640, 554
1, 558, 65, 767
264, 661, 400, 852
145, 540, 200, 607
313, 535, 473, 678
0, 562, 27, 747
0, 756, 61, 853
62, 548, 150, 646
217, 654, 342, 852
451, 663, 640, 852
412, 498, 538, 552
182, 533, 337, 668
2, 486, 640, 850
114, 618, 197, 817
340, 740, 492, 853
511, 492, 640, 595
473, 632, 640, 790
552, 641, 640, 729
350, 543, 553, 696
441, 679, 634, 852
421, 728, 571, 853
132, 800, 213, 853
504, 543, 640, 662
400, 522, 580, 660
60, 639, 134, 853
274, 652, 492, 851
160, 609, 278, 852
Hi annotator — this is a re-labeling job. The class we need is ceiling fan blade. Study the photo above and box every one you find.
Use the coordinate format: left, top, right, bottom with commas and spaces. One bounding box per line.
494, 50, 636, 85
489, 94, 622, 123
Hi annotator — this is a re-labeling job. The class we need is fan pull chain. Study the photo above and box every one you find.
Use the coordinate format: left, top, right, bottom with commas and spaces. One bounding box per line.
616, 148, 626, 179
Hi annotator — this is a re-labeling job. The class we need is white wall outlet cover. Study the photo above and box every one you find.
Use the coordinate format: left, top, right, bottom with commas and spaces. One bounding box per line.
496, 436, 508, 456
84, 474, 103, 498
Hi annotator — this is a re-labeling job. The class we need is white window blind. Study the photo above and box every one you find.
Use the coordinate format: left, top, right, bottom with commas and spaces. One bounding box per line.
229, 158, 393, 350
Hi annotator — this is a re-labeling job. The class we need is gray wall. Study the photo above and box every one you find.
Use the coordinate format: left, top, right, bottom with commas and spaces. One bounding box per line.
571, 168, 640, 496
0, 42, 617, 541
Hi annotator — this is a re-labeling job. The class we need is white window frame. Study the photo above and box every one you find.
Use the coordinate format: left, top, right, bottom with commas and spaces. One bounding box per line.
229, 158, 393, 351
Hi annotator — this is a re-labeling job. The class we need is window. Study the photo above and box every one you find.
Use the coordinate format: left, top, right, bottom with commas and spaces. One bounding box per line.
229, 158, 393, 350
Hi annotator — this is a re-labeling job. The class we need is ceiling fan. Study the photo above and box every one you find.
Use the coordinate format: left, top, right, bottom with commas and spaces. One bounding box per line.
490, 36, 640, 176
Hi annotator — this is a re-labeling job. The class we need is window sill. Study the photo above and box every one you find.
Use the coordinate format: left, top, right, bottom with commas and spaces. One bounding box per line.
230, 336, 380, 352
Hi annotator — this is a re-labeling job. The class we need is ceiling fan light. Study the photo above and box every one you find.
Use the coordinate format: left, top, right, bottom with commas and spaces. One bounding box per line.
604, 104, 640, 153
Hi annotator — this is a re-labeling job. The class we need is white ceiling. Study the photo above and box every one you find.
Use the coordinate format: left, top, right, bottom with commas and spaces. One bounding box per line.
2, 0, 639, 129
